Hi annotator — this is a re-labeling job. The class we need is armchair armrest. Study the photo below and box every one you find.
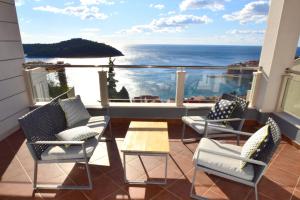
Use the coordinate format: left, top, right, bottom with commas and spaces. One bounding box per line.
184, 107, 204, 116
27, 140, 90, 161
203, 125, 253, 137
27, 141, 85, 145
205, 118, 244, 123
196, 147, 266, 166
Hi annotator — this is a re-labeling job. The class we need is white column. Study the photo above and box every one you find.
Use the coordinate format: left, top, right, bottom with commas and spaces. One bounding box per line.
248, 70, 262, 108
98, 71, 109, 107
23, 69, 36, 105
175, 71, 186, 107
255, 0, 300, 112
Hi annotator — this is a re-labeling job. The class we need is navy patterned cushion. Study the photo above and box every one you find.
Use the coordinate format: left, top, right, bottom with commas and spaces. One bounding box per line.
207, 99, 237, 120
266, 118, 281, 144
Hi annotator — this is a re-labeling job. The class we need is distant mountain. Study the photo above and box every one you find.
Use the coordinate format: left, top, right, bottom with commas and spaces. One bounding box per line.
23, 38, 124, 58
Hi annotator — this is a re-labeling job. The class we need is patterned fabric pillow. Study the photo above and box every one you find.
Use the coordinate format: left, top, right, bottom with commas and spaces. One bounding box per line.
59, 95, 91, 128
256, 118, 281, 162
207, 99, 237, 120
266, 118, 281, 145
56, 126, 99, 141
240, 125, 270, 168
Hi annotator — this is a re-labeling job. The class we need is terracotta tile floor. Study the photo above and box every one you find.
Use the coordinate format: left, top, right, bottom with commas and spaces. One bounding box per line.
0, 119, 299, 200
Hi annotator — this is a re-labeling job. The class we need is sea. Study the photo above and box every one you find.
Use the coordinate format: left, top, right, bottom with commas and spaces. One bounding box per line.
26, 45, 300, 103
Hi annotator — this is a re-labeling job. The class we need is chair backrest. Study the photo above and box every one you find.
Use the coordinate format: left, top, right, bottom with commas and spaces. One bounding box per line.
253, 117, 281, 183
18, 100, 67, 159
221, 93, 249, 129
257, 117, 281, 163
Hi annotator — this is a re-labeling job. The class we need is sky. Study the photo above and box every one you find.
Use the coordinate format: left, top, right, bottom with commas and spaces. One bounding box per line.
16, 0, 270, 46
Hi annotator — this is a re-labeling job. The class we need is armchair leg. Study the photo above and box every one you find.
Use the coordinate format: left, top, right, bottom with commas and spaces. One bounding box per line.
33, 161, 93, 190
33, 160, 38, 189
99, 121, 113, 142
254, 184, 259, 200
190, 166, 208, 200
236, 134, 240, 146
85, 158, 93, 190
181, 123, 186, 142
109, 120, 113, 139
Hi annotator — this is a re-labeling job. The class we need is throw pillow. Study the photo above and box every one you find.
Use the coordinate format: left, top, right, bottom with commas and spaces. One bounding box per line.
240, 125, 270, 168
56, 126, 99, 141
59, 95, 91, 128
256, 118, 281, 162
207, 99, 237, 120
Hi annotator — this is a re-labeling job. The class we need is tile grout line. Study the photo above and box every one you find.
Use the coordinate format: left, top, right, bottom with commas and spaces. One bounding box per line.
289, 176, 300, 200
5, 140, 45, 200
55, 163, 92, 200
269, 144, 286, 166
99, 174, 131, 200
243, 189, 252, 200
268, 143, 287, 168
154, 188, 184, 200
272, 164, 300, 178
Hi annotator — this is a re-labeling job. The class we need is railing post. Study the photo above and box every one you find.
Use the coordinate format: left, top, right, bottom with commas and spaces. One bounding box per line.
175, 70, 186, 107
275, 72, 292, 112
248, 69, 262, 108
23, 68, 36, 106
98, 71, 109, 107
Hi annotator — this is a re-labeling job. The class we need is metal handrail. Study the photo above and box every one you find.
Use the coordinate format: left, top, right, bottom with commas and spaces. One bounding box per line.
286, 68, 300, 75
23, 63, 259, 71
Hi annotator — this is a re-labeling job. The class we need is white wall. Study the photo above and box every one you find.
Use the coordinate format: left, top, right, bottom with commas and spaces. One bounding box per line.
256, 0, 300, 112
0, 0, 29, 140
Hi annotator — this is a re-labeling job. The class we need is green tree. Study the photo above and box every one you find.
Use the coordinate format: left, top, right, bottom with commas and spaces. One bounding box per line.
107, 58, 130, 102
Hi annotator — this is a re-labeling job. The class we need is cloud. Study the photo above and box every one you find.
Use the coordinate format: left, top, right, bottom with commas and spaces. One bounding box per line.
223, 1, 269, 24
226, 29, 265, 35
179, 0, 229, 12
120, 14, 212, 34
149, 4, 165, 10
33, 5, 108, 20
80, 0, 115, 5
15, 0, 25, 6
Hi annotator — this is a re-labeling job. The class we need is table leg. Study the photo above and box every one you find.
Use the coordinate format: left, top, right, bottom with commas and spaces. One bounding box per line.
164, 154, 168, 184
123, 152, 127, 183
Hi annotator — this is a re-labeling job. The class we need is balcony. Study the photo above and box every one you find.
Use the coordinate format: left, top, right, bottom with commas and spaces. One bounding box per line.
0, 63, 298, 200
0, 119, 299, 200
0, 0, 300, 199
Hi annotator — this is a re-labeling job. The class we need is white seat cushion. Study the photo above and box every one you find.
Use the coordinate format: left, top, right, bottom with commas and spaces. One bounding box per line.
41, 137, 98, 160
193, 138, 254, 181
182, 116, 233, 134
72, 116, 110, 137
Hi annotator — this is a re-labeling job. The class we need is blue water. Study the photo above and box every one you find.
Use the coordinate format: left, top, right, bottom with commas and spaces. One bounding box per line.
26, 45, 300, 102
119, 45, 264, 66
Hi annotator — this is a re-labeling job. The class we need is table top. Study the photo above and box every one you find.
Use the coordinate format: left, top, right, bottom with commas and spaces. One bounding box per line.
121, 121, 169, 154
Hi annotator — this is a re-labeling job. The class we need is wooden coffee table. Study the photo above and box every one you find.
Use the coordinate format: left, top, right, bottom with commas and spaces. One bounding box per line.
121, 121, 169, 185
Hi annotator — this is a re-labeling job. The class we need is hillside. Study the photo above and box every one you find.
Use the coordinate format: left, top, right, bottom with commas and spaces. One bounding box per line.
23, 38, 123, 58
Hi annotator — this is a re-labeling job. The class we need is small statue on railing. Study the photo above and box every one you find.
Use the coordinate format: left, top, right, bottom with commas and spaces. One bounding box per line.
109, 57, 116, 66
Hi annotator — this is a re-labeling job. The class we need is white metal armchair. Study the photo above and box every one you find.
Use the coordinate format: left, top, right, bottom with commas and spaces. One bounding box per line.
190, 118, 281, 200
181, 93, 249, 144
